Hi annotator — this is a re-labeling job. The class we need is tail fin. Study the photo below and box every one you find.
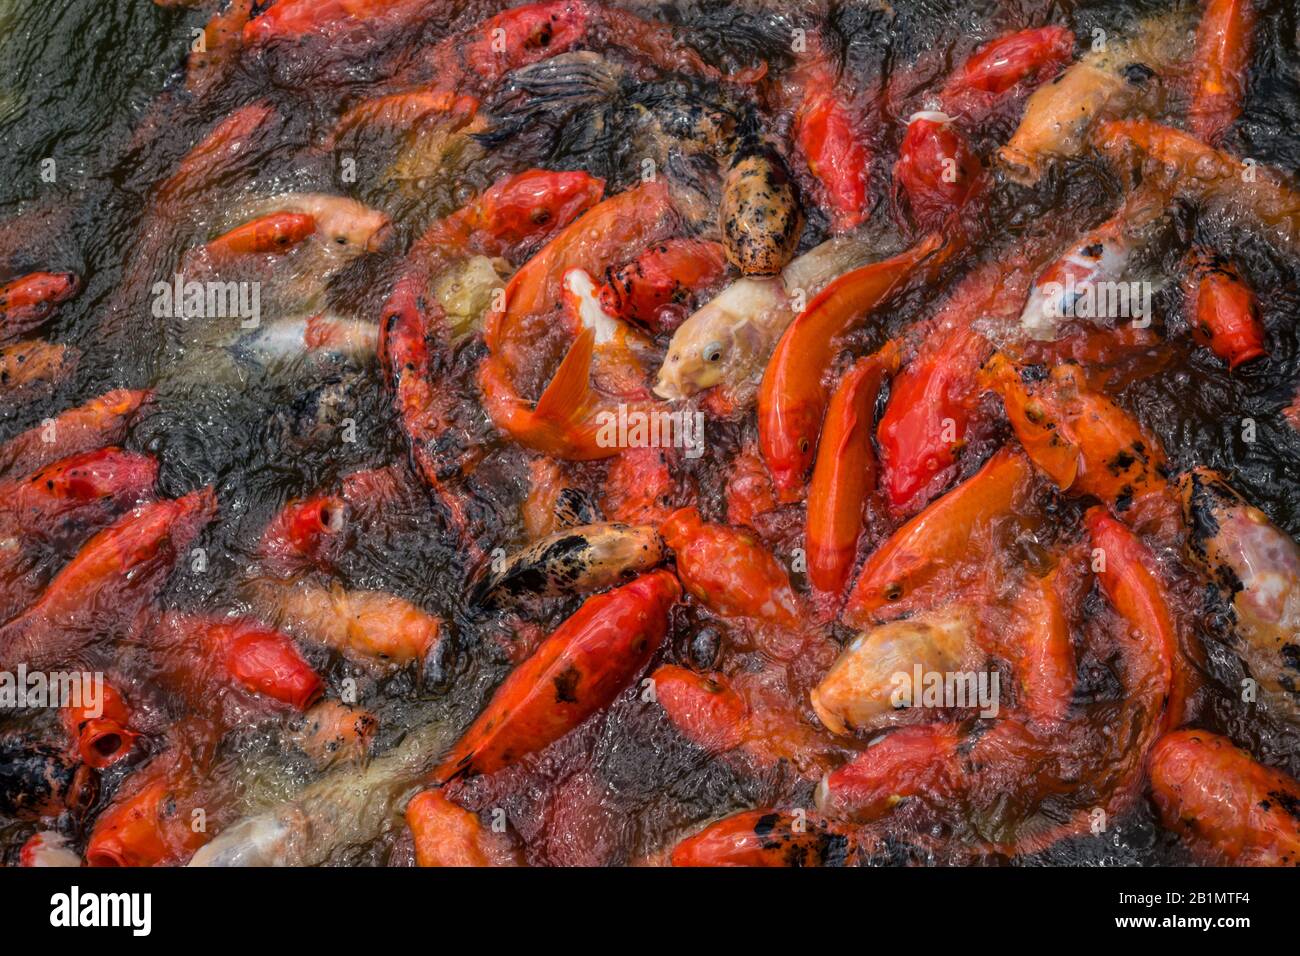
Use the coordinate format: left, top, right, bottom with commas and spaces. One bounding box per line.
534, 326, 596, 429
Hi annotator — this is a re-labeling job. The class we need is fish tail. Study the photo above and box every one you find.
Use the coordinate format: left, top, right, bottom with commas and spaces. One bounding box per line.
533, 326, 596, 433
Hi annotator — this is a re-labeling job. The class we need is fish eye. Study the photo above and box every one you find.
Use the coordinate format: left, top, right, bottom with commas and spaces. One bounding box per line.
702, 341, 723, 363
334, 236, 349, 246
798, 437, 810, 454
531, 208, 551, 224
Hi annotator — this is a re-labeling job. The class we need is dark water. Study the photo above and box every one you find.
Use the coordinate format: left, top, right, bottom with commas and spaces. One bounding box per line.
0, 0, 1298, 866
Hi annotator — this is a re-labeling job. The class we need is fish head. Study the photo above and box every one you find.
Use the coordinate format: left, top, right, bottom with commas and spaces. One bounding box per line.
308, 199, 392, 255
654, 278, 780, 400
478, 169, 605, 248
655, 322, 735, 399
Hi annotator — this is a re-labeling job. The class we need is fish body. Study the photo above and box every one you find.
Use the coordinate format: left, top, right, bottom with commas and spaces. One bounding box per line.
432, 569, 679, 782
1150, 729, 1300, 865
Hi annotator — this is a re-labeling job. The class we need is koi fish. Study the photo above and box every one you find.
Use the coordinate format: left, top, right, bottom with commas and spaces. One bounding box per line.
660, 507, 800, 629
0, 447, 157, 546
203, 212, 317, 257
258, 494, 348, 575
85, 723, 222, 867
185, 0, 253, 96
1085, 507, 1186, 732
878, 324, 992, 517
18, 831, 82, 868
0, 739, 96, 821
191, 716, 458, 866
150, 612, 323, 712
61, 680, 138, 770
1093, 119, 1300, 253
405, 790, 520, 867
480, 182, 679, 459
893, 112, 982, 232
758, 233, 949, 501
806, 343, 900, 601
1183, 249, 1266, 368
237, 194, 389, 255
602, 446, 679, 527
1149, 728, 1300, 865
719, 133, 803, 276
787, 30, 870, 232
841, 447, 1032, 628
597, 239, 728, 334
242, 0, 436, 45
470, 522, 665, 606
0, 490, 217, 672
400, 0, 731, 92
670, 809, 852, 867
288, 700, 377, 770
250, 577, 442, 667
937, 26, 1075, 121
997, 14, 1190, 184
1018, 185, 1175, 341
0, 388, 152, 480
1188, 0, 1256, 147
1179, 468, 1300, 723
811, 607, 975, 736
655, 233, 887, 407
982, 354, 1167, 513
0, 339, 75, 400
431, 569, 679, 782
0, 271, 80, 344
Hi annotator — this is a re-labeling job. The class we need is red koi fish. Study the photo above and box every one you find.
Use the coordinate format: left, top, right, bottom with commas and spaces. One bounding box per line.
1184, 248, 1266, 369
660, 507, 801, 628
0, 388, 152, 480
841, 447, 1032, 628
1150, 728, 1300, 865
0, 489, 216, 672
0, 447, 157, 545
0, 271, 80, 344
1086, 507, 1187, 732
806, 343, 900, 602
406, 790, 520, 867
758, 234, 948, 501
151, 612, 323, 712
937, 26, 1075, 122
671, 809, 852, 867
597, 239, 728, 334
85, 722, 223, 867
1188, 0, 1256, 147
480, 182, 679, 459
204, 212, 317, 257
431, 570, 680, 782
893, 112, 982, 232
258, 494, 347, 575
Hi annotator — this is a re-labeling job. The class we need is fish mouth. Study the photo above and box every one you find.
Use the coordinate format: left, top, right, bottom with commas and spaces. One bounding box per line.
653, 372, 686, 401
995, 146, 1039, 186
